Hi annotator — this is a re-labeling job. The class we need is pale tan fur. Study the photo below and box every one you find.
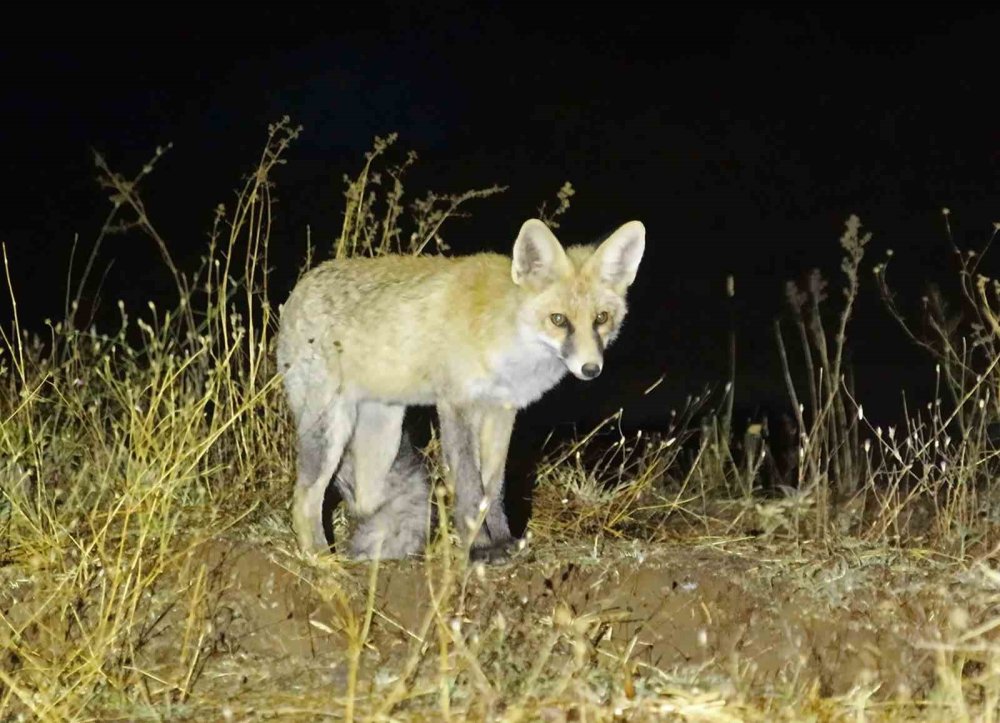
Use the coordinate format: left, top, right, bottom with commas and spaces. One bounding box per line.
277, 219, 645, 560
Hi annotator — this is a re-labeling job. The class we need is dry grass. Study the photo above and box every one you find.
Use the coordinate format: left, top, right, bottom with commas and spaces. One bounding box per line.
3, 119, 1000, 720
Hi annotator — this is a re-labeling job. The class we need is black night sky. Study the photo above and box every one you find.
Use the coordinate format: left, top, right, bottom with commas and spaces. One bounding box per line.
3, 3, 1000, 437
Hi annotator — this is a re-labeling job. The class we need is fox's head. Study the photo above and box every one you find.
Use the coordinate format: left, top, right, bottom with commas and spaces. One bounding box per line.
511, 219, 645, 381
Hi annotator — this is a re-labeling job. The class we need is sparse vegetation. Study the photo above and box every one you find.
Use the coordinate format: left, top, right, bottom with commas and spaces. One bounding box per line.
3, 120, 1000, 720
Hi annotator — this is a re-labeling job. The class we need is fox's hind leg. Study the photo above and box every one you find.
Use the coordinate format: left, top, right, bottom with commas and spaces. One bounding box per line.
292, 396, 357, 553
342, 433, 431, 560
348, 401, 405, 516
343, 402, 429, 560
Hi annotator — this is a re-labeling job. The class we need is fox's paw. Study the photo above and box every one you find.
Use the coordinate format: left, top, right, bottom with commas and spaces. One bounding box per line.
469, 536, 524, 565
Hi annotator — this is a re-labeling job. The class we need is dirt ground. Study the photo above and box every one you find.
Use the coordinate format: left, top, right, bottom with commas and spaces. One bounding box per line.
6, 524, 996, 720
34, 531, 974, 719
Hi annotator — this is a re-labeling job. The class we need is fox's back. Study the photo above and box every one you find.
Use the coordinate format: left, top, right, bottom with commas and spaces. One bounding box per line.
280, 252, 515, 333
277, 252, 523, 404
288, 254, 454, 320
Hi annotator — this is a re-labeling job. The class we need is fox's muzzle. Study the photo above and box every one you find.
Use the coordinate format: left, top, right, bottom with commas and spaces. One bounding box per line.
562, 327, 604, 381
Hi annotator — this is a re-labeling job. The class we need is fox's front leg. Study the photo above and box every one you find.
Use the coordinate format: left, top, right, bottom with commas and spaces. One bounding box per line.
437, 402, 515, 557
478, 405, 516, 552
437, 403, 489, 550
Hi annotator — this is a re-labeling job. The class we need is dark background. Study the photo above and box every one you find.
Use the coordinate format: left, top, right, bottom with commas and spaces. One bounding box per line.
3, 3, 999, 441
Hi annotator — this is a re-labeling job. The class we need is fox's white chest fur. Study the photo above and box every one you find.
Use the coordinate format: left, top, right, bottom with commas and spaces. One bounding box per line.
464, 342, 568, 408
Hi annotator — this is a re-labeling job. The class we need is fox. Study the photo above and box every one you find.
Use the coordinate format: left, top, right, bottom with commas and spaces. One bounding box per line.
329, 431, 433, 560
276, 218, 645, 561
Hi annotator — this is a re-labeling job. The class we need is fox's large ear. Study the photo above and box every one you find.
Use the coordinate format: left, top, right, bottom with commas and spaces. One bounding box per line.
585, 220, 645, 293
511, 219, 571, 287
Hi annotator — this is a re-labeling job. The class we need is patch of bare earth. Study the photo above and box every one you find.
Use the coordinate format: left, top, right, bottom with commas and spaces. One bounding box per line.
12, 534, 977, 718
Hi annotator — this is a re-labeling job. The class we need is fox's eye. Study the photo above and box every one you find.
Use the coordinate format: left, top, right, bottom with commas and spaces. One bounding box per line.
550, 313, 568, 327
595, 311, 609, 325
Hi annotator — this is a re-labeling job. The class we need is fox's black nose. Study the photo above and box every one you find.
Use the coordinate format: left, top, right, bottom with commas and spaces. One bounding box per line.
581, 363, 602, 379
